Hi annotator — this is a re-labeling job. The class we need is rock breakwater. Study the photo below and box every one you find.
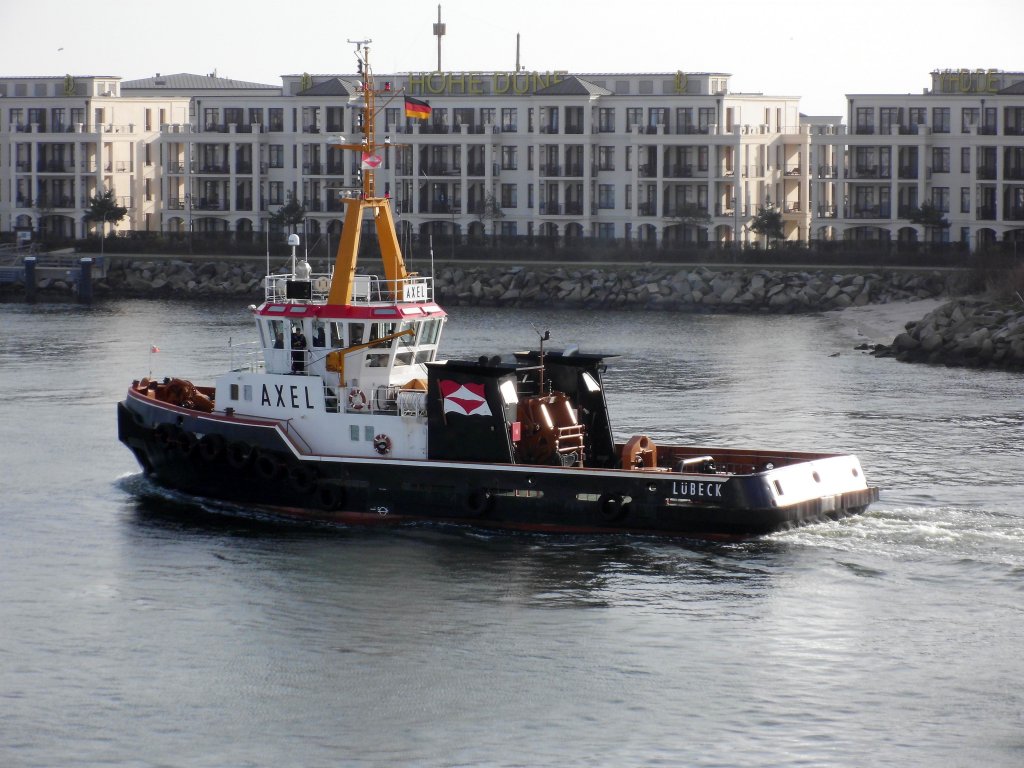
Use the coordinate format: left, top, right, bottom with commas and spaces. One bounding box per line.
873, 298, 1024, 370
86, 259, 954, 313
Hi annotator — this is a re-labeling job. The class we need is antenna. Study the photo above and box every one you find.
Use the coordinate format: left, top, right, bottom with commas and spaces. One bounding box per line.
532, 325, 550, 393
433, 5, 446, 73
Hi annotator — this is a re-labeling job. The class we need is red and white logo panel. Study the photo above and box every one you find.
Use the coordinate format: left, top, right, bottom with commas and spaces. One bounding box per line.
439, 380, 492, 417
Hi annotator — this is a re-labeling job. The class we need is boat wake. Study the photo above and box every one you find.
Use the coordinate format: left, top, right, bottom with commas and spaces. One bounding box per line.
773, 502, 1024, 573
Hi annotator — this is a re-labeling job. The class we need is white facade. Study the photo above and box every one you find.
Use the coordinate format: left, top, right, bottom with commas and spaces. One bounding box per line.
2, 67, 1023, 250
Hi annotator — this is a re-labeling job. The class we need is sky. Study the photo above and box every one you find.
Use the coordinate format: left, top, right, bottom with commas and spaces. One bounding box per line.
1, 0, 1020, 117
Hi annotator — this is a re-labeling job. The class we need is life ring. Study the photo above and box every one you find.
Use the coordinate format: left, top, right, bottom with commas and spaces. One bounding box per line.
198, 433, 226, 462
373, 434, 392, 456
463, 488, 493, 517
598, 493, 628, 523
155, 423, 179, 446
226, 441, 254, 470
348, 388, 368, 411
315, 482, 347, 511
176, 430, 199, 458
254, 451, 284, 480
288, 464, 318, 494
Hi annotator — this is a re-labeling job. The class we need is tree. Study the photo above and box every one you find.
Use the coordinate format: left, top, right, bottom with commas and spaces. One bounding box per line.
905, 203, 951, 244
270, 197, 307, 234
906, 203, 950, 229
474, 192, 504, 241
750, 205, 784, 243
83, 190, 127, 237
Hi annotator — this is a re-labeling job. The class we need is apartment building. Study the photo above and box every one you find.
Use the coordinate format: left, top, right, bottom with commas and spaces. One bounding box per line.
1, 67, 1022, 250
810, 68, 1024, 249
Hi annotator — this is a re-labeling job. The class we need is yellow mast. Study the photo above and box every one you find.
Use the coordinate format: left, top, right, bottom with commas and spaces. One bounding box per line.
326, 40, 409, 306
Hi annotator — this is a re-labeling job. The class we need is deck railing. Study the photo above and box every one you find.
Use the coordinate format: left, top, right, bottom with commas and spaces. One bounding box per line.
263, 272, 434, 305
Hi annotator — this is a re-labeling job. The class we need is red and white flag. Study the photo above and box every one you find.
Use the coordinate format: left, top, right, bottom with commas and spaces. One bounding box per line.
360, 151, 383, 170
150, 344, 160, 353
439, 380, 491, 417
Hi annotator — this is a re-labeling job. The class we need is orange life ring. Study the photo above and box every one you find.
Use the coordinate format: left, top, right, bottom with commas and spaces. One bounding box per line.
348, 387, 368, 411
373, 434, 392, 455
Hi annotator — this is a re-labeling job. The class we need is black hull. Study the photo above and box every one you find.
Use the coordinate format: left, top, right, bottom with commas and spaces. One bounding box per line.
118, 398, 878, 540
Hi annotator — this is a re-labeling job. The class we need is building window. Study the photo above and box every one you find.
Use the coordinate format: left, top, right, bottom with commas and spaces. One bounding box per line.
248, 108, 262, 126
961, 147, 970, 173
932, 147, 950, 173
598, 223, 615, 239
626, 107, 642, 132
597, 146, 614, 171
932, 108, 950, 133
269, 181, 284, 205
625, 184, 632, 210
480, 107, 495, 126
500, 146, 517, 170
269, 145, 284, 168
855, 107, 874, 134
527, 146, 534, 171
960, 187, 970, 213
625, 146, 632, 172
698, 107, 715, 133
268, 108, 284, 132
500, 221, 517, 236
676, 107, 693, 134
909, 107, 926, 128
501, 108, 517, 132
527, 183, 534, 209
648, 108, 667, 130
880, 107, 900, 135
500, 183, 517, 208
961, 107, 980, 133
931, 187, 949, 212
598, 184, 615, 209
597, 107, 615, 133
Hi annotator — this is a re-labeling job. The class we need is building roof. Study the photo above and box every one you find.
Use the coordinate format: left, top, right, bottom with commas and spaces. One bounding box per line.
534, 75, 612, 97
298, 77, 359, 96
999, 80, 1024, 95
122, 73, 278, 90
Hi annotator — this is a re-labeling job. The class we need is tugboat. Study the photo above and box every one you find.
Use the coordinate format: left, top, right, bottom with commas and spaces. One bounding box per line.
117, 42, 879, 538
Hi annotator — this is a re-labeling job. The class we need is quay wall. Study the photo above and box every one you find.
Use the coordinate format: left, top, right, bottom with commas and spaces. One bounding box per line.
15, 257, 958, 313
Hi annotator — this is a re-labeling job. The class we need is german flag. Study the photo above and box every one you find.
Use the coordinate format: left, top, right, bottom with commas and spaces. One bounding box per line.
404, 96, 432, 120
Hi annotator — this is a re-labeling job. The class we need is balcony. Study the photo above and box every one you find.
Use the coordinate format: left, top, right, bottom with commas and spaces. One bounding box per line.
540, 165, 562, 178
977, 166, 997, 180
665, 165, 694, 178
195, 163, 229, 174
638, 165, 657, 179
817, 165, 838, 178
854, 126, 876, 135
817, 205, 837, 218
1005, 168, 1024, 180
898, 165, 918, 179
539, 202, 562, 215
637, 202, 657, 216
849, 205, 891, 219
1005, 207, 1024, 222
978, 205, 997, 221
564, 201, 583, 215
303, 163, 325, 175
